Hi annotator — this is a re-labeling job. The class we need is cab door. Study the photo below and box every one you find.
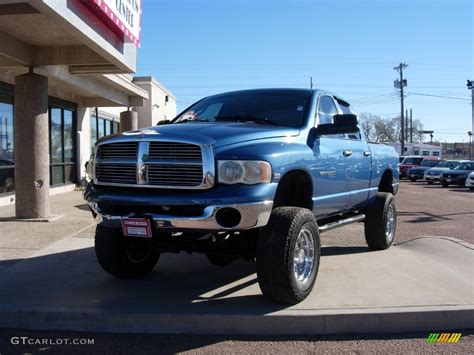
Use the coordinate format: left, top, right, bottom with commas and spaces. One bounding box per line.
310, 95, 352, 216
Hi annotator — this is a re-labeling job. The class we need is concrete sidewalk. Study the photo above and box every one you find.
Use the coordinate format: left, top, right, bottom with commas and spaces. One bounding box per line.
0, 191, 473, 334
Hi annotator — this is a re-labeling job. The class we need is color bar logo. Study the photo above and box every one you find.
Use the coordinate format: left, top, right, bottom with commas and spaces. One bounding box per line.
426, 333, 462, 343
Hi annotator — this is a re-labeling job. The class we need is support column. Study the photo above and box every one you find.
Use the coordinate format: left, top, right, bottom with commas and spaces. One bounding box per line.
120, 110, 138, 133
14, 72, 50, 219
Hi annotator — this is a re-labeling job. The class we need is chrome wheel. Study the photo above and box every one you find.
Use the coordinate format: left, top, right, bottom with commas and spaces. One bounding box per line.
385, 203, 395, 243
293, 227, 315, 288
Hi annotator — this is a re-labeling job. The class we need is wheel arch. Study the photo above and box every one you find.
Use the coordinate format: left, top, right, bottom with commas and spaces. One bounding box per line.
378, 169, 394, 194
273, 169, 313, 210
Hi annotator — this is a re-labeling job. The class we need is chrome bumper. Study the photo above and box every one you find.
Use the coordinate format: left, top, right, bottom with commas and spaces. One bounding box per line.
88, 201, 273, 231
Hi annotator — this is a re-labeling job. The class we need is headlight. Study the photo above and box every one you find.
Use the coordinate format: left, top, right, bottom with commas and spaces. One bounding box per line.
86, 154, 95, 180
217, 160, 272, 185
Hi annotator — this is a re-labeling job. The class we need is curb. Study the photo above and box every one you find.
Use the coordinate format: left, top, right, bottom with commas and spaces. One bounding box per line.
0, 305, 472, 335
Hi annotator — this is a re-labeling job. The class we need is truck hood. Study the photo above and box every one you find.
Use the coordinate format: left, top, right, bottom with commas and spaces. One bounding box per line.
114, 122, 300, 148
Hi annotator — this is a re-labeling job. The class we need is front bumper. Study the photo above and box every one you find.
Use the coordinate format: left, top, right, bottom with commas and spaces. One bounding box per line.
84, 182, 277, 231
424, 174, 440, 182
88, 200, 273, 231
439, 176, 467, 186
465, 177, 474, 187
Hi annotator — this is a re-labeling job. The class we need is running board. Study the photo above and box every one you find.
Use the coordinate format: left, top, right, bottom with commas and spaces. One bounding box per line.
318, 214, 366, 233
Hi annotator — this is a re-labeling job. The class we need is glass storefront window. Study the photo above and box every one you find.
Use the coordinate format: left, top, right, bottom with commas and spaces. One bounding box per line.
90, 109, 119, 151
50, 108, 63, 164
0, 97, 14, 194
49, 105, 76, 186
64, 110, 74, 163
0, 84, 78, 195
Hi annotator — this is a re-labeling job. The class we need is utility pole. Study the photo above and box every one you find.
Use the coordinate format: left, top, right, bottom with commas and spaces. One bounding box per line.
310, 77, 313, 90
405, 109, 409, 143
394, 63, 408, 155
410, 108, 413, 143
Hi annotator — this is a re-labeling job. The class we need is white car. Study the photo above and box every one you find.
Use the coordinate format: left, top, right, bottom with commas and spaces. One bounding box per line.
466, 171, 474, 190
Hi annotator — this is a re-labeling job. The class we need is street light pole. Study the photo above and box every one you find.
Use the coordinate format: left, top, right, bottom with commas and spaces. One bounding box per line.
469, 131, 473, 160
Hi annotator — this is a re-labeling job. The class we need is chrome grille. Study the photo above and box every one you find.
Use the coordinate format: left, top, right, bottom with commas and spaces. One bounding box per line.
147, 164, 203, 186
148, 142, 202, 161
94, 140, 208, 189
97, 142, 138, 160
95, 163, 136, 184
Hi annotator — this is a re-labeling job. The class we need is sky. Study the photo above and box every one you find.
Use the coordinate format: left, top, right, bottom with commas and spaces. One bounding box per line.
136, 0, 473, 143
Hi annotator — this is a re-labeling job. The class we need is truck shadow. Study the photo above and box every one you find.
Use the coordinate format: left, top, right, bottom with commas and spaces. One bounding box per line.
398, 210, 474, 223
0, 242, 375, 321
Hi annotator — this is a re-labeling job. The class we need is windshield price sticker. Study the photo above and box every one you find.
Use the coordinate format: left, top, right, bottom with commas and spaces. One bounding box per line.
121, 218, 152, 238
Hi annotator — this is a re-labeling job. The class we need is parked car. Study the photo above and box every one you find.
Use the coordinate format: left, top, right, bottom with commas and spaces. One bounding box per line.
399, 156, 424, 179
465, 172, 474, 190
406, 158, 442, 182
84, 88, 399, 305
424, 160, 466, 184
0, 159, 14, 193
439, 161, 474, 187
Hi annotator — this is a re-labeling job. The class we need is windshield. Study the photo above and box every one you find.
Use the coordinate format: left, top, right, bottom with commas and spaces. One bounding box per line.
420, 160, 440, 167
454, 162, 474, 170
402, 157, 423, 165
172, 90, 312, 128
438, 161, 458, 168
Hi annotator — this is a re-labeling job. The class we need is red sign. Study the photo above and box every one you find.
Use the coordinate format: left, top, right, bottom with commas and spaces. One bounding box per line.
82, 0, 142, 47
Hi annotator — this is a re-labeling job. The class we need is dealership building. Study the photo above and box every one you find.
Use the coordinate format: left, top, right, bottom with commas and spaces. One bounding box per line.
0, 1, 176, 214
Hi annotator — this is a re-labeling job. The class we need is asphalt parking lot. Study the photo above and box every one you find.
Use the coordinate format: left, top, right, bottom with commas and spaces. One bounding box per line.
0, 181, 472, 354
322, 180, 474, 246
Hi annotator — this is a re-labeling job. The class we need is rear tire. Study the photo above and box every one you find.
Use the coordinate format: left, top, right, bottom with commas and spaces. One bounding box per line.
94, 225, 160, 278
256, 207, 320, 304
441, 182, 449, 187
427, 181, 434, 185
410, 177, 417, 182
364, 192, 396, 250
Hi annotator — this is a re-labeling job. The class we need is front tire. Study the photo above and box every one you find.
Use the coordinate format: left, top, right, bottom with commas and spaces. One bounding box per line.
410, 177, 417, 182
256, 207, 320, 304
364, 192, 396, 250
94, 225, 160, 278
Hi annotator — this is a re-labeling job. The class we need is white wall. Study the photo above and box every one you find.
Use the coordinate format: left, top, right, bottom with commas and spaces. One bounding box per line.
133, 77, 177, 127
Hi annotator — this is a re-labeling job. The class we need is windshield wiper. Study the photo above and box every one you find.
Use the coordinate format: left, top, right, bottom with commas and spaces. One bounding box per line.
215, 115, 281, 126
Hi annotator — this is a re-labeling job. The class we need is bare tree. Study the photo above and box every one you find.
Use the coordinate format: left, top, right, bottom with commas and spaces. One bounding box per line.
358, 112, 423, 143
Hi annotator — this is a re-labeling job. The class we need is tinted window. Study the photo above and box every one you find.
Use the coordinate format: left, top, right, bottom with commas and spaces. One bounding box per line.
318, 96, 338, 124
174, 90, 311, 128
403, 157, 423, 165
454, 163, 474, 170
421, 160, 439, 167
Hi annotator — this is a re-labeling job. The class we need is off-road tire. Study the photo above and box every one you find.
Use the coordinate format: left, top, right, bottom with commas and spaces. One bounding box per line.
256, 207, 320, 304
95, 225, 160, 278
364, 192, 396, 250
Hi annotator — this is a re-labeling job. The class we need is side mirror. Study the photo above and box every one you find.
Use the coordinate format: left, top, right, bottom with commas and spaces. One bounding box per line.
313, 114, 359, 136
157, 119, 171, 125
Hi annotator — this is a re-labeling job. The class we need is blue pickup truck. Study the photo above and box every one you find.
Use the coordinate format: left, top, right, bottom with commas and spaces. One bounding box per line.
84, 88, 399, 304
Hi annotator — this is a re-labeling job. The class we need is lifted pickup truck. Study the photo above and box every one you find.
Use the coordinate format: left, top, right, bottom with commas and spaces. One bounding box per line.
84, 89, 399, 304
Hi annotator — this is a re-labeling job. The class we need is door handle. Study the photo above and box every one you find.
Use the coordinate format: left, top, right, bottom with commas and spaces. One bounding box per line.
363, 151, 371, 157
343, 150, 352, 157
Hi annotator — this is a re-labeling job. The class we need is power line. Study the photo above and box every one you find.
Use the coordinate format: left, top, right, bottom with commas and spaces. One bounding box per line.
406, 92, 470, 101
